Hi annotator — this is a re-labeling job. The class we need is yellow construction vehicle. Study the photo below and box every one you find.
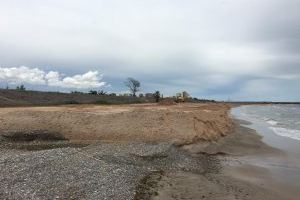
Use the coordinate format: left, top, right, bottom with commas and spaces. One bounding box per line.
176, 91, 189, 102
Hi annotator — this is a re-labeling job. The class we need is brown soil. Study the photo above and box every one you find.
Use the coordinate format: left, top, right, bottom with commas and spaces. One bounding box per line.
0, 103, 233, 144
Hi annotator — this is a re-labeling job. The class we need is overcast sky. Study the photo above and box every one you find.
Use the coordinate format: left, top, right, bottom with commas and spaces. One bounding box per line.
0, 0, 300, 101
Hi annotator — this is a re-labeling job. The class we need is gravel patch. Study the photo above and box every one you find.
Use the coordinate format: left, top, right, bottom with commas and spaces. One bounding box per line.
0, 141, 221, 200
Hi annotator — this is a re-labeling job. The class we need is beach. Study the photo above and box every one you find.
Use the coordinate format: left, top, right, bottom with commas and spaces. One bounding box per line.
1, 0, 300, 199
0, 103, 299, 199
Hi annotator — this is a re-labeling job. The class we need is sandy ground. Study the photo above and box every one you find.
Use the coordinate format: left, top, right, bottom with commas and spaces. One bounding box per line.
0, 103, 298, 200
0, 103, 232, 144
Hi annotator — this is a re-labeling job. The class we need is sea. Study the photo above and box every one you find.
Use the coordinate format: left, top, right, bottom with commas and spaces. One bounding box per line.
231, 105, 300, 195
232, 104, 300, 157
232, 104, 300, 140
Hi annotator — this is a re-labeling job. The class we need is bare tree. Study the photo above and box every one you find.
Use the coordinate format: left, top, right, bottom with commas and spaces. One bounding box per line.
98, 90, 107, 95
124, 78, 140, 97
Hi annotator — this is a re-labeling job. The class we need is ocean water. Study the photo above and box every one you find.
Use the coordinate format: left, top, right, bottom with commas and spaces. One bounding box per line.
231, 105, 300, 193
232, 104, 300, 141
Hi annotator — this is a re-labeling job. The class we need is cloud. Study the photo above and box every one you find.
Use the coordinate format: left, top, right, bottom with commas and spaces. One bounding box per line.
46, 70, 106, 89
0, 0, 300, 100
231, 78, 300, 102
0, 66, 46, 85
0, 66, 106, 89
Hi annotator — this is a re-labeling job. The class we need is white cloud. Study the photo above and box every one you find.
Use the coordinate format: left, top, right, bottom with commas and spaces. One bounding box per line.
0, 66, 106, 89
46, 70, 106, 89
0, 66, 46, 85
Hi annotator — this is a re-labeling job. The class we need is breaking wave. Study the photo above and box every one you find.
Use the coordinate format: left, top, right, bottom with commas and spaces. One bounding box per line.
266, 120, 278, 126
269, 127, 300, 141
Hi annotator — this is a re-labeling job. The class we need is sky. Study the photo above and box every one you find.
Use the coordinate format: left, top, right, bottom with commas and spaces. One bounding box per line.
0, 0, 300, 101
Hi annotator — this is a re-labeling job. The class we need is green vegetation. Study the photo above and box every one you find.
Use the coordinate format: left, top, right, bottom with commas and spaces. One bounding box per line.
88, 90, 98, 95
16, 85, 26, 91
153, 91, 161, 102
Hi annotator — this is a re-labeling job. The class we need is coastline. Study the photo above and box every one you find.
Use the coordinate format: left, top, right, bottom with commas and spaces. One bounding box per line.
220, 119, 300, 200
145, 119, 297, 200
0, 104, 299, 199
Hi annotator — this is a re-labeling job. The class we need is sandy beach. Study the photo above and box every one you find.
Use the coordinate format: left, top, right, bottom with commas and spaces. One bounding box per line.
0, 103, 299, 199
1, 0, 300, 199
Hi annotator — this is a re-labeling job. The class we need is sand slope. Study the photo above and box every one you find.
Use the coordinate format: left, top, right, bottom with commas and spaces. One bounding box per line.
0, 103, 232, 144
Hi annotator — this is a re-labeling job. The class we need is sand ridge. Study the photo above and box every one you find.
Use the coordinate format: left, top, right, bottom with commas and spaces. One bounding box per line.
0, 103, 233, 144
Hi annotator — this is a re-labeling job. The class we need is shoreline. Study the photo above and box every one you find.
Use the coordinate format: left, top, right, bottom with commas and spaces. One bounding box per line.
142, 119, 295, 200
229, 107, 300, 200
0, 104, 299, 199
220, 119, 300, 200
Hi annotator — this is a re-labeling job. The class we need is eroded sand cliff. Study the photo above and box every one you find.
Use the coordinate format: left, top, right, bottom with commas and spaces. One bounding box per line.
0, 103, 232, 144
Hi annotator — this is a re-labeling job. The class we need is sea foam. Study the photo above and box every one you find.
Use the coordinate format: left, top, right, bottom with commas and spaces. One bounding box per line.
269, 127, 300, 141
266, 120, 278, 126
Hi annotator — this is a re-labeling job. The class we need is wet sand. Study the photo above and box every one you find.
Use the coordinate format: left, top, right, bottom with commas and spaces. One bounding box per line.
140, 120, 299, 200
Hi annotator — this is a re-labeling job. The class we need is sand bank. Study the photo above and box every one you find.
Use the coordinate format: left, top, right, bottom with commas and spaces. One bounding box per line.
0, 103, 298, 199
0, 103, 232, 144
